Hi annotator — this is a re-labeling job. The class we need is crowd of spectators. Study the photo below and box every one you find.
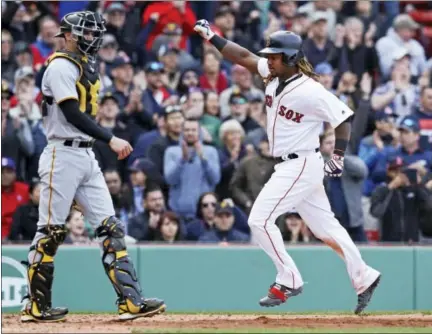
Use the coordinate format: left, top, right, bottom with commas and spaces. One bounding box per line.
2, 0, 432, 245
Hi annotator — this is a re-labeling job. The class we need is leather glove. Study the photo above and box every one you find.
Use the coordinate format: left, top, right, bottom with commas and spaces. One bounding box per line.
193, 19, 215, 40
324, 154, 344, 177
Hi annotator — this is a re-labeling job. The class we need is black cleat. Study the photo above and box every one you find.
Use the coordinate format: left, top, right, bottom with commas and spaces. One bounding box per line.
355, 275, 381, 315
118, 297, 166, 321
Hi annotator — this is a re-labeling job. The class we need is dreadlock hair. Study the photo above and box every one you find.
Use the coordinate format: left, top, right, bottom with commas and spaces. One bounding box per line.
297, 58, 320, 81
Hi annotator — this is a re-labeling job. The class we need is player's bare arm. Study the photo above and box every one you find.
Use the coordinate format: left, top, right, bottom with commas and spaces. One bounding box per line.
194, 19, 260, 74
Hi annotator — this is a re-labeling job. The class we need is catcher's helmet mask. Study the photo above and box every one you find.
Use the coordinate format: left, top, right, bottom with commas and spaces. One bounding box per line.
259, 31, 304, 67
56, 11, 106, 58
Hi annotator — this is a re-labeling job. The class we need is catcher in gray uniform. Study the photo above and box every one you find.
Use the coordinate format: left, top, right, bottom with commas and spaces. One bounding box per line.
20, 11, 166, 322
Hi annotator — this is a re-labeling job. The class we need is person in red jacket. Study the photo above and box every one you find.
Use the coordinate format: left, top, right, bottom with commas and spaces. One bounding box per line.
1, 157, 29, 240
199, 48, 229, 94
142, 0, 196, 51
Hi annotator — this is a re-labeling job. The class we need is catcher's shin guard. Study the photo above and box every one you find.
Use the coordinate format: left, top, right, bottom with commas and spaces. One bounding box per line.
96, 217, 166, 320
22, 226, 69, 322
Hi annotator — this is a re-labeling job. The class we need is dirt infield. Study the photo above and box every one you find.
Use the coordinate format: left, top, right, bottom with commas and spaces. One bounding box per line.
3, 313, 432, 333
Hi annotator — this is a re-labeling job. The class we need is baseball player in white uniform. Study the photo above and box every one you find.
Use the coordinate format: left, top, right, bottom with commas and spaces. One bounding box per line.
194, 21, 381, 314
20, 11, 165, 322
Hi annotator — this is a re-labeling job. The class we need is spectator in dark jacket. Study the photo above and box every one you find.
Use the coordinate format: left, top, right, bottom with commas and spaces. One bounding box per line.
104, 169, 133, 229
198, 201, 249, 243
164, 119, 221, 218
9, 178, 40, 242
93, 93, 132, 182
127, 186, 167, 242
370, 156, 432, 242
302, 12, 335, 68
128, 158, 165, 216
216, 119, 247, 200
223, 91, 260, 134
141, 61, 176, 118
105, 56, 134, 110
147, 105, 185, 175
186, 194, 249, 241
1, 30, 18, 84
230, 135, 276, 213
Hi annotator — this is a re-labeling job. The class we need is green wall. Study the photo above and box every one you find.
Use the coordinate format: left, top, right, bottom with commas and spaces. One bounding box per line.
2, 245, 431, 313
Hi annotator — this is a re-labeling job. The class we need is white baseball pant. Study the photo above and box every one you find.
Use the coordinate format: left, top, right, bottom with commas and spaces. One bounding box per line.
248, 150, 380, 295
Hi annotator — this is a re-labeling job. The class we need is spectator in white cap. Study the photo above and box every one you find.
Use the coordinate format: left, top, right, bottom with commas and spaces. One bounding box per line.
10, 67, 41, 122
375, 14, 427, 79
297, 0, 336, 38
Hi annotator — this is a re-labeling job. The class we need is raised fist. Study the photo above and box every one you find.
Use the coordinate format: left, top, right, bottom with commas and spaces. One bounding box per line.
194, 19, 215, 41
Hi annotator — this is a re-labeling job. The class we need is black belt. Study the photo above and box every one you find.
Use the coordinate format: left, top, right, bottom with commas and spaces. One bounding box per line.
63, 139, 94, 148
274, 148, 319, 163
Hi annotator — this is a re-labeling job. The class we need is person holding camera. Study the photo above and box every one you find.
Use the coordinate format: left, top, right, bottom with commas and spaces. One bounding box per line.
370, 155, 432, 243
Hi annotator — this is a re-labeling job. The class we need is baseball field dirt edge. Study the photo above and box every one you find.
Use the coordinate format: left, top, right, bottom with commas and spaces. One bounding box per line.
3, 313, 432, 333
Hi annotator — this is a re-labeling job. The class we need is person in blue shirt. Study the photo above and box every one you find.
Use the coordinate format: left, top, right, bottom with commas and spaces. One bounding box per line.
164, 118, 221, 219
198, 201, 250, 243
369, 115, 432, 187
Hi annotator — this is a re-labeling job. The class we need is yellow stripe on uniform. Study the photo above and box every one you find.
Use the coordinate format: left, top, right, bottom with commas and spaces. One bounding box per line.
47, 147, 56, 227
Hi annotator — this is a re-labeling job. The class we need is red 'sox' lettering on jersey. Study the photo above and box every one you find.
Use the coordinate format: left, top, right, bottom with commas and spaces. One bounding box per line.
265, 95, 273, 108
278, 106, 304, 123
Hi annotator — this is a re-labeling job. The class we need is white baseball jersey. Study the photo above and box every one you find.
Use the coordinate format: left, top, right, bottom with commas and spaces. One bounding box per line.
257, 58, 354, 157
41, 58, 91, 141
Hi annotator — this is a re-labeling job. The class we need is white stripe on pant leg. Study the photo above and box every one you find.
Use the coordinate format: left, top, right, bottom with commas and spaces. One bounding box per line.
297, 185, 380, 294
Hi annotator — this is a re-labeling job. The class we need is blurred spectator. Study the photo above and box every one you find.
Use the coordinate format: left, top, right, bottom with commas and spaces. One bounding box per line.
198, 201, 249, 243
212, 5, 253, 52
147, 105, 184, 175
230, 135, 276, 213
97, 34, 120, 78
1, 81, 35, 181
290, 7, 311, 40
216, 119, 247, 199
14, 41, 33, 69
154, 211, 183, 243
359, 109, 400, 164
128, 158, 165, 216
232, 1, 262, 53
142, 1, 196, 51
355, 0, 385, 39
219, 65, 264, 119
103, 3, 134, 58
224, 91, 260, 133
1, 30, 18, 83
204, 90, 220, 117
64, 209, 91, 245
298, 0, 337, 37
9, 178, 40, 242
199, 49, 229, 94
164, 118, 221, 218
413, 86, 432, 150
177, 68, 200, 97
93, 93, 132, 181
269, 1, 298, 31
158, 46, 181, 90
370, 156, 432, 243
186, 191, 218, 241
376, 14, 427, 80
141, 61, 175, 118
106, 57, 134, 110
420, 176, 432, 238
371, 56, 417, 120
322, 131, 369, 242
330, 17, 377, 81
1, 157, 29, 239
104, 169, 132, 229
128, 186, 167, 241
30, 16, 58, 71
277, 212, 313, 243
2, 1, 55, 44
302, 12, 335, 68
368, 116, 432, 187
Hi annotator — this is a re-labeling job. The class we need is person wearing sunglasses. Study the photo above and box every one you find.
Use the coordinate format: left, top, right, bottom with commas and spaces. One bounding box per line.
186, 193, 249, 241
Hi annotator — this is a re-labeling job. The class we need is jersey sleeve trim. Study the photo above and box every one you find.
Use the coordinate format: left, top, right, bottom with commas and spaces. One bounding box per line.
57, 96, 79, 104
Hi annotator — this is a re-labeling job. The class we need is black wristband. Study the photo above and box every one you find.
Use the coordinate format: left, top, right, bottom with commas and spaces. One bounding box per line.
334, 139, 348, 156
209, 35, 228, 51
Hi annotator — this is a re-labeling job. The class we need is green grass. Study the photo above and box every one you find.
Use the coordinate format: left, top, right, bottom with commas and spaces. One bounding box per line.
131, 328, 432, 334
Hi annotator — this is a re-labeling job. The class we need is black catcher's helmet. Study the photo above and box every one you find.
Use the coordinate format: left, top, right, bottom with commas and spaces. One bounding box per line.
259, 31, 304, 66
55, 11, 106, 58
